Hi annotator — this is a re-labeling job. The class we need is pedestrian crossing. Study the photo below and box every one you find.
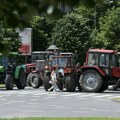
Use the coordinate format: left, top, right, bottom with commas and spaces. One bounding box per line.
0, 87, 120, 100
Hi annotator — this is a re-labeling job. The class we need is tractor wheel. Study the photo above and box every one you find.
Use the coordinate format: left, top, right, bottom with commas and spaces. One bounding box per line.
65, 73, 76, 92
26, 73, 32, 87
30, 73, 42, 88
98, 80, 108, 92
57, 79, 64, 90
43, 75, 51, 91
16, 68, 26, 89
5, 74, 14, 90
80, 69, 103, 92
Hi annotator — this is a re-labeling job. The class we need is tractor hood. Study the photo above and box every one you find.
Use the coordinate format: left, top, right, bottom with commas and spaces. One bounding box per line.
0, 66, 4, 73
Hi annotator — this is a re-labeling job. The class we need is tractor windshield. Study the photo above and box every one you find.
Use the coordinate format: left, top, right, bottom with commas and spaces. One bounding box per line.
52, 57, 67, 67
32, 52, 54, 62
52, 57, 73, 67
1, 56, 9, 70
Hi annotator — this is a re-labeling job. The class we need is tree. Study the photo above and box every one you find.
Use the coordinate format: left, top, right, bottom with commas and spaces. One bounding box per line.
0, 22, 21, 55
50, 6, 94, 63
0, 0, 105, 54
91, 2, 120, 50
0, 0, 103, 27
29, 16, 54, 51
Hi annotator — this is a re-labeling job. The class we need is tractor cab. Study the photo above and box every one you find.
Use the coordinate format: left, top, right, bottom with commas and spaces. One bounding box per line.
26, 51, 54, 75
80, 49, 120, 92
83, 49, 120, 76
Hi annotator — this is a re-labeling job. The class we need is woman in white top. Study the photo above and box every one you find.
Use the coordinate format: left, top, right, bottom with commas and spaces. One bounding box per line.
48, 67, 57, 93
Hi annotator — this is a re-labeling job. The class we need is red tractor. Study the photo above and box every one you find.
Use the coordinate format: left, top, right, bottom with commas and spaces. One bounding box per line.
28, 60, 52, 88
43, 55, 79, 92
80, 49, 120, 92
26, 51, 54, 86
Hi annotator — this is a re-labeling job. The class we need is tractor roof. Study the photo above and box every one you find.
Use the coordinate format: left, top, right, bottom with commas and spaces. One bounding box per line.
52, 56, 73, 58
88, 49, 117, 54
32, 51, 54, 54
60, 52, 73, 55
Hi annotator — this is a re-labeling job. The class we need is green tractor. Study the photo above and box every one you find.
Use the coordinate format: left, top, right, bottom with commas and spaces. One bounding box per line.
0, 52, 26, 90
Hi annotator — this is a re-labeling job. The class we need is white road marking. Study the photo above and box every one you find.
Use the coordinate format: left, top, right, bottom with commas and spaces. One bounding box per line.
3, 101, 25, 105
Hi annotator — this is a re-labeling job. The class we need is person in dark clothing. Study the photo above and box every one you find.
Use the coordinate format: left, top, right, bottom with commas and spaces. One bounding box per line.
75, 62, 82, 91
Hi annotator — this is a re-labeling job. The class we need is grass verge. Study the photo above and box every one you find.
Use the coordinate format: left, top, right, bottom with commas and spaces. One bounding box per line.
112, 97, 120, 102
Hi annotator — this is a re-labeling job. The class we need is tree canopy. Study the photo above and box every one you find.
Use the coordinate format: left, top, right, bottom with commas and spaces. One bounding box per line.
30, 16, 54, 51
91, 1, 120, 50
0, 0, 104, 27
50, 6, 94, 63
0, 22, 21, 55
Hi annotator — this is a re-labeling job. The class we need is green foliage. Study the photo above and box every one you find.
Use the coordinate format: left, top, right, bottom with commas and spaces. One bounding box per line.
51, 6, 94, 63
0, 0, 104, 27
0, 22, 21, 55
92, 3, 120, 50
30, 16, 54, 51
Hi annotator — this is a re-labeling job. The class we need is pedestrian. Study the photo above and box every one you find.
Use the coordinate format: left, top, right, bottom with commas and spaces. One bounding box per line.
75, 62, 82, 91
48, 66, 58, 93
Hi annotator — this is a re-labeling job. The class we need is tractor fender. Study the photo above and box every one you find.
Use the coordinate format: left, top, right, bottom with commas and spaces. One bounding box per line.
64, 68, 76, 74
81, 66, 106, 76
14, 66, 23, 79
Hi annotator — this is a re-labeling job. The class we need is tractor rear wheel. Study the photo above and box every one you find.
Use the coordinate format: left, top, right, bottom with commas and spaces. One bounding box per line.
98, 80, 108, 92
57, 79, 64, 90
80, 69, 103, 92
65, 73, 76, 92
16, 68, 26, 89
30, 73, 42, 88
5, 74, 14, 90
43, 75, 51, 91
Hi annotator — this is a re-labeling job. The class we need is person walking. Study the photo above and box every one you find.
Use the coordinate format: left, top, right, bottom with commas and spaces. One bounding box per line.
48, 67, 57, 93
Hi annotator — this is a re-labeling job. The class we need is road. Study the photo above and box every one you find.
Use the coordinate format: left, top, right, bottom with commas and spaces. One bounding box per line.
0, 86, 120, 118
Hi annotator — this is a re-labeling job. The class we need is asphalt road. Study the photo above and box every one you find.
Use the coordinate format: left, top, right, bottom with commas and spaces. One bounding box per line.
0, 86, 120, 118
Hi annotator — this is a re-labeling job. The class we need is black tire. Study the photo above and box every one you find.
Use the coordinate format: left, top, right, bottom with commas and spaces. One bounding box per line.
76, 72, 82, 91
80, 69, 103, 92
98, 80, 108, 92
65, 73, 76, 92
57, 79, 64, 90
5, 74, 14, 90
43, 75, 51, 91
16, 68, 26, 89
30, 73, 42, 88
26, 73, 32, 86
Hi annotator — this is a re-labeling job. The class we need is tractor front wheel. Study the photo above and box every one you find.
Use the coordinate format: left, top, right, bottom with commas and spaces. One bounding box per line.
16, 68, 26, 89
5, 74, 14, 90
30, 73, 42, 88
43, 75, 51, 91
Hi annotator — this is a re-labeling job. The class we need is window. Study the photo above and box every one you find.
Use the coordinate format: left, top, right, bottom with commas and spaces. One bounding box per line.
99, 54, 109, 67
88, 53, 98, 66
